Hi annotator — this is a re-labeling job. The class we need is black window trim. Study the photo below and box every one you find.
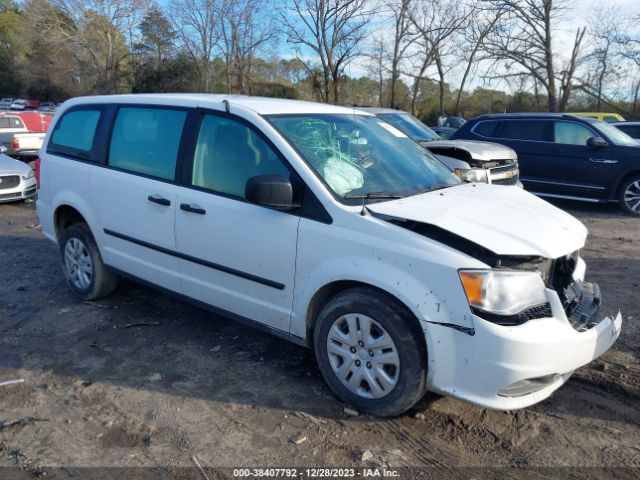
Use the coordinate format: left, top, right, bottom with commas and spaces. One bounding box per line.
47, 105, 109, 162
471, 118, 612, 145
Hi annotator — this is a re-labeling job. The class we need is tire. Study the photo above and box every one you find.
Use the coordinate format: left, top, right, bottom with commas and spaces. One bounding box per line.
60, 223, 118, 300
313, 287, 427, 417
618, 175, 640, 216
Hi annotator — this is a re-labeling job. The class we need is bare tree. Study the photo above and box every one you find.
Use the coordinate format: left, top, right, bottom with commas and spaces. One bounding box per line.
387, 0, 416, 108
453, 0, 505, 115
408, 0, 467, 116
53, 0, 150, 93
481, 0, 586, 112
220, 0, 277, 95
282, 0, 371, 103
169, 0, 224, 92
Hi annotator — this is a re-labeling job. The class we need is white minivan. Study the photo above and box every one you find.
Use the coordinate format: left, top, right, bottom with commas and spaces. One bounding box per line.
37, 94, 621, 417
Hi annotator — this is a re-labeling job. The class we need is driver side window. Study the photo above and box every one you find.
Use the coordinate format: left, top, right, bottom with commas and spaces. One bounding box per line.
554, 122, 594, 146
191, 114, 290, 199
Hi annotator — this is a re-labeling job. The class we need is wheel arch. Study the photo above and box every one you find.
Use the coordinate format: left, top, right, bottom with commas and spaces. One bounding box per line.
304, 280, 426, 349
614, 170, 640, 199
54, 204, 89, 242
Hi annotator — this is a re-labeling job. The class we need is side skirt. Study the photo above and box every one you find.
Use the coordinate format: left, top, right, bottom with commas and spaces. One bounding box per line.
105, 265, 309, 348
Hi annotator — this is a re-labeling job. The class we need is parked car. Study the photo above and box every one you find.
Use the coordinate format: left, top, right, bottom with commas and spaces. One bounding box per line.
451, 113, 640, 215
0, 113, 29, 153
612, 121, 640, 140
357, 107, 520, 186
38, 102, 55, 112
13, 111, 53, 132
37, 95, 621, 416
7, 132, 46, 159
0, 98, 14, 109
10, 99, 28, 111
571, 112, 625, 123
25, 100, 40, 110
0, 146, 37, 203
431, 126, 457, 139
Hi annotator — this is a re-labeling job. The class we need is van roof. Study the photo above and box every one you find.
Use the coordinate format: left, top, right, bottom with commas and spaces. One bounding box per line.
62, 94, 375, 116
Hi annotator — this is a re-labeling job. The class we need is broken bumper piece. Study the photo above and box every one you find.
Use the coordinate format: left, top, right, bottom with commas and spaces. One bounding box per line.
425, 286, 622, 410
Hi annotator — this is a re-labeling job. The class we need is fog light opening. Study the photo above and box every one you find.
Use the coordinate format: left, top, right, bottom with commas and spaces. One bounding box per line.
497, 374, 562, 398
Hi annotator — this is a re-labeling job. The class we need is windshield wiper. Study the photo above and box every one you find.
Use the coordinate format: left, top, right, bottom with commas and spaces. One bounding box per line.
345, 191, 405, 200
415, 184, 452, 194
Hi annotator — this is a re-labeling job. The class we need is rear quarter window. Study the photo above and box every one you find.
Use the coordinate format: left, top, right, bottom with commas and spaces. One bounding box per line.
48, 108, 103, 160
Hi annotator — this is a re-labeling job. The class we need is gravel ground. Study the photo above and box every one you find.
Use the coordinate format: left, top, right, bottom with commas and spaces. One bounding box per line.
0, 199, 638, 479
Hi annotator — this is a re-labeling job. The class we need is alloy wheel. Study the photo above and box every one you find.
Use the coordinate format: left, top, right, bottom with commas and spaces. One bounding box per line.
624, 180, 640, 214
64, 237, 93, 290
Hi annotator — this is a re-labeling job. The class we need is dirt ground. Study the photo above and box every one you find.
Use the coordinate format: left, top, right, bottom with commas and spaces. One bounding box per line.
0, 199, 638, 478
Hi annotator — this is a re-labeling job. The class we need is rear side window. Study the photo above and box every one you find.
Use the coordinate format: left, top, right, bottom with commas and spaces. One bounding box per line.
49, 109, 102, 159
497, 121, 547, 141
0, 117, 25, 128
473, 121, 499, 137
108, 107, 187, 181
553, 122, 594, 145
618, 125, 640, 138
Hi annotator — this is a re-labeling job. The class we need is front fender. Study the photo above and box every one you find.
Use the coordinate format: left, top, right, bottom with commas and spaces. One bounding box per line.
291, 254, 475, 340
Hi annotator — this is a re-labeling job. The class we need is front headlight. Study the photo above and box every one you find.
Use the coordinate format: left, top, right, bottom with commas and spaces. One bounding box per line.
459, 270, 548, 316
21, 170, 34, 180
454, 167, 488, 183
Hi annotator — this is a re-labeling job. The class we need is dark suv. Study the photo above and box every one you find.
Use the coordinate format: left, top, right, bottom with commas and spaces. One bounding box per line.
451, 113, 640, 215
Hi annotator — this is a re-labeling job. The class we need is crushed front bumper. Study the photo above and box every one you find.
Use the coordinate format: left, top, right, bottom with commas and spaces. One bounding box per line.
425, 284, 622, 410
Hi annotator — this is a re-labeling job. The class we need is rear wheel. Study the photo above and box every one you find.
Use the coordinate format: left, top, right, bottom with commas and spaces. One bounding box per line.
60, 223, 118, 300
619, 175, 640, 216
313, 288, 427, 417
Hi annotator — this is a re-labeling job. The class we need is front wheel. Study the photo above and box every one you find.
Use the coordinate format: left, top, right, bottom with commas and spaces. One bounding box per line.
314, 288, 427, 417
619, 175, 640, 216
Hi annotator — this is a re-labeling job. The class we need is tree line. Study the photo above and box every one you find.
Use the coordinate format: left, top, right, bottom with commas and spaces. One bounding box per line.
1, 0, 639, 123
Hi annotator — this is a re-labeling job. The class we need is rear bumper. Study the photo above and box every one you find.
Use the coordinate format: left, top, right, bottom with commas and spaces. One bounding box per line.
425, 286, 621, 410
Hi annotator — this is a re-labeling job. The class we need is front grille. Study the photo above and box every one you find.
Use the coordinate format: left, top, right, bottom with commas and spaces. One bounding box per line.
488, 164, 519, 185
0, 175, 20, 190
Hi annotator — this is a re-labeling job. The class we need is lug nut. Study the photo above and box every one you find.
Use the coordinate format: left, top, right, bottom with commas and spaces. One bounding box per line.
369, 350, 374, 357
358, 341, 364, 347
366, 362, 372, 369
355, 360, 361, 367
350, 347, 357, 353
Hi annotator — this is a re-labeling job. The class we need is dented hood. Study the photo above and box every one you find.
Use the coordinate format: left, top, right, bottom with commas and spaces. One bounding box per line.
423, 139, 517, 161
367, 183, 587, 259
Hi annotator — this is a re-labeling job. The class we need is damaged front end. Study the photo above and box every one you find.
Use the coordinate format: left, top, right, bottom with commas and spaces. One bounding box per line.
381, 215, 603, 333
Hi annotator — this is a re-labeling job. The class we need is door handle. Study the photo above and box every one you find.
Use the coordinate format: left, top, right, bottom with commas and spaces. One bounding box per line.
180, 203, 207, 215
148, 194, 171, 206
589, 158, 618, 164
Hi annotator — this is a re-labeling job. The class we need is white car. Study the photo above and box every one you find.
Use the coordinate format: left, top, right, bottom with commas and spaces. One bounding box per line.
0, 147, 37, 203
356, 107, 521, 186
37, 94, 621, 417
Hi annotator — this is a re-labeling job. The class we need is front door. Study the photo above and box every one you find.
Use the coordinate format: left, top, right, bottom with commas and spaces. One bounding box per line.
175, 112, 300, 332
544, 120, 617, 199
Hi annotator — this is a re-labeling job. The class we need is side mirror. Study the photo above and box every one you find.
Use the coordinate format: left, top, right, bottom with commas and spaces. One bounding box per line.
245, 174, 297, 210
587, 136, 608, 148
0, 146, 6, 154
